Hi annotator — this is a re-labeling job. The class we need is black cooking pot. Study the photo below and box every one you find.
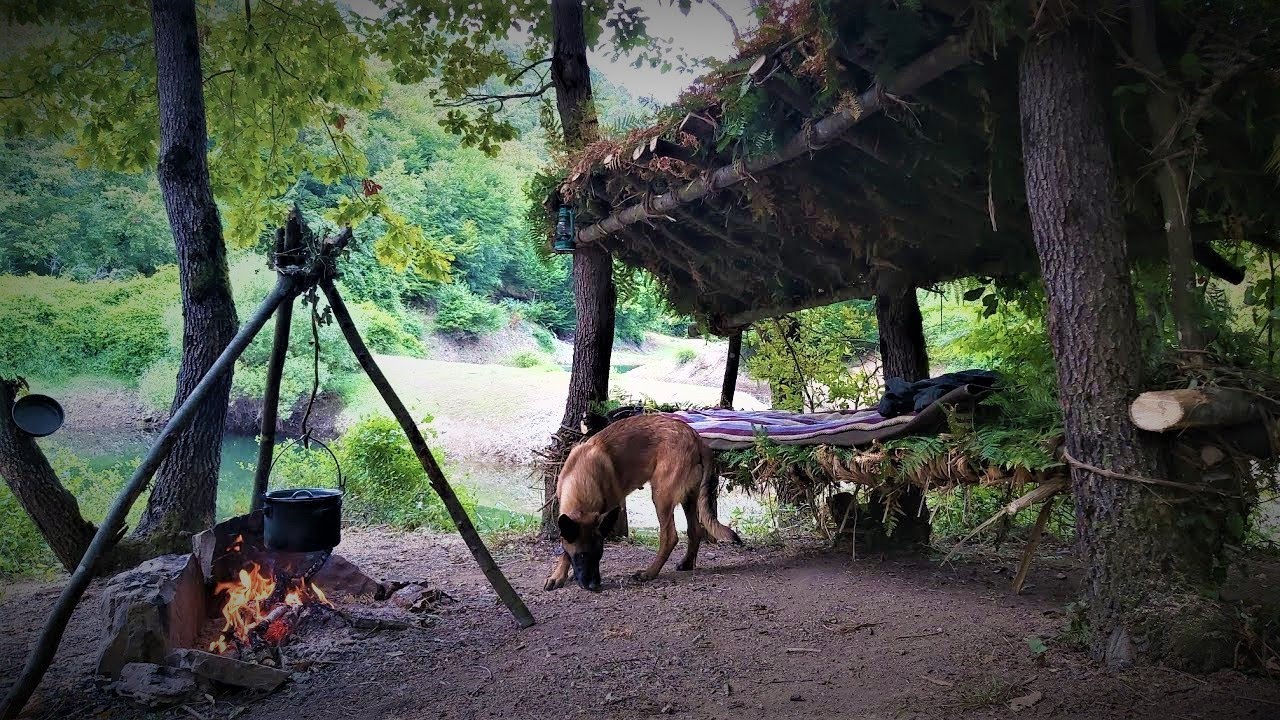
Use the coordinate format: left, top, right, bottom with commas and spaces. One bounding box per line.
262, 437, 344, 553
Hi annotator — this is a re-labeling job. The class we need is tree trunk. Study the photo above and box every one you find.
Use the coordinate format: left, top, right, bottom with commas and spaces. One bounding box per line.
1019, 24, 1225, 669
134, 0, 239, 552
876, 285, 929, 383
1130, 0, 1203, 352
0, 380, 98, 572
719, 331, 742, 408
544, 0, 618, 538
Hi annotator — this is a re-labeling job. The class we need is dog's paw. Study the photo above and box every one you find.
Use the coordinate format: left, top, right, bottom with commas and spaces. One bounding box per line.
675, 559, 695, 571
543, 575, 567, 591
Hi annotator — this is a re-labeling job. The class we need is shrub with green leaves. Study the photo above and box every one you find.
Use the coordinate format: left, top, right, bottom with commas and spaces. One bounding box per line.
432, 282, 505, 337
0, 269, 174, 382
675, 348, 697, 365
269, 415, 477, 531
509, 350, 547, 369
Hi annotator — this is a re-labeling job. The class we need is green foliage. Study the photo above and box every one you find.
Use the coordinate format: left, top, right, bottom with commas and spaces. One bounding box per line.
2, 4, 458, 285
349, 301, 426, 357
137, 358, 179, 412
0, 484, 57, 580
271, 415, 477, 531
529, 324, 556, 353
744, 301, 880, 412
0, 270, 174, 382
0, 140, 172, 277
432, 282, 507, 337
509, 350, 548, 369
675, 348, 697, 365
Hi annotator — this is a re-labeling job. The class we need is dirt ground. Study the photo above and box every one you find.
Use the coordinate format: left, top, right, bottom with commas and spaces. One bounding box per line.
2, 531, 1278, 720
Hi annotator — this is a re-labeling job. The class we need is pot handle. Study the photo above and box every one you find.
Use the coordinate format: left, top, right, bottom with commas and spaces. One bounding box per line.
265, 433, 345, 493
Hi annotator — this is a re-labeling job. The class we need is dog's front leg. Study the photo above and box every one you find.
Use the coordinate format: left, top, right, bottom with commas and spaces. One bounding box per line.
543, 549, 571, 591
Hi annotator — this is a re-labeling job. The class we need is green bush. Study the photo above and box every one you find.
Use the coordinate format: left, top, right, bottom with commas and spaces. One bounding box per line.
529, 324, 556, 353
271, 415, 477, 531
509, 350, 546, 369
675, 348, 697, 365
432, 282, 505, 337
0, 485, 58, 580
0, 269, 175, 382
350, 301, 426, 357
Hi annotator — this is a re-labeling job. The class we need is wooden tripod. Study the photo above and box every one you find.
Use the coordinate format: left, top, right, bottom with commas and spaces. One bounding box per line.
0, 213, 534, 720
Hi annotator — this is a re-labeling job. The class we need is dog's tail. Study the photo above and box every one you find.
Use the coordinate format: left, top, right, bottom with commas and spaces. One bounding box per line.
697, 442, 742, 545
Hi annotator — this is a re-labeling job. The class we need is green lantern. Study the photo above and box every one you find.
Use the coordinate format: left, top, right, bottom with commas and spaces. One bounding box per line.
552, 206, 576, 253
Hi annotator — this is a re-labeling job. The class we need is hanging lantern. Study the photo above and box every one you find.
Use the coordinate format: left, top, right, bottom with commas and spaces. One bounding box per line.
552, 205, 576, 254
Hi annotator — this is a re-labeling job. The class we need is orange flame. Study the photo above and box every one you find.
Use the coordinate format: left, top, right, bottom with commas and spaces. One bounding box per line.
207, 561, 334, 654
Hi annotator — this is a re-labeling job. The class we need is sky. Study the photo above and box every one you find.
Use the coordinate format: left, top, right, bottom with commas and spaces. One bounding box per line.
589, 1, 758, 104
346, 1, 759, 106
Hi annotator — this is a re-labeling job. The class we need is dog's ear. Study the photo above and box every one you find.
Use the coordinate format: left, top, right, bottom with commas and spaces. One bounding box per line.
598, 506, 621, 536
557, 514, 581, 543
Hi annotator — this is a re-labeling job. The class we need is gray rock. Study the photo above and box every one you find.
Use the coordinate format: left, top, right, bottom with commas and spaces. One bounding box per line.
167, 648, 290, 692
97, 554, 206, 678
312, 553, 383, 599
113, 662, 199, 707
390, 583, 431, 609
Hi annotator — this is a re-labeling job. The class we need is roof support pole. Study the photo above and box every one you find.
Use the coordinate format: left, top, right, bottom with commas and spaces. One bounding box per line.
719, 330, 743, 409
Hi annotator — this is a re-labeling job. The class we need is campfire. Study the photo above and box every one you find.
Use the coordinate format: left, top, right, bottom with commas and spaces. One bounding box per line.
94, 512, 444, 709
206, 554, 335, 656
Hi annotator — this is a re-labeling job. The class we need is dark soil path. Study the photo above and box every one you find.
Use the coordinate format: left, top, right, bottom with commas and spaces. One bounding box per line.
2, 530, 1277, 719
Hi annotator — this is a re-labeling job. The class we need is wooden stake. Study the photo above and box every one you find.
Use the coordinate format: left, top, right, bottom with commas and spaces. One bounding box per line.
0, 278, 295, 720
320, 280, 536, 629
251, 212, 307, 511
1011, 497, 1054, 594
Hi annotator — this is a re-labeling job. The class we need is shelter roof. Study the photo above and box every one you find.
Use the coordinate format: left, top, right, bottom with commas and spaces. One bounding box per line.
551, 1, 1280, 334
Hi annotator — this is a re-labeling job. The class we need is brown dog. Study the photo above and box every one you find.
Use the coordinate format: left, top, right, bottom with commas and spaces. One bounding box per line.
544, 414, 741, 592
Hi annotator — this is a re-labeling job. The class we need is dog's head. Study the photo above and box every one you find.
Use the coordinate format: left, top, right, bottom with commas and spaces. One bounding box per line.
557, 507, 621, 592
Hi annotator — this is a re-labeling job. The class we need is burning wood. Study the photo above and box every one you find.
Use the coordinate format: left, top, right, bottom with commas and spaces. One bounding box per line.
208, 561, 333, 655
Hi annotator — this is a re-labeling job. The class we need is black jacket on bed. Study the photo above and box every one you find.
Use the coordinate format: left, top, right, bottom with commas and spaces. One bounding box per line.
876, 369, 1000, 418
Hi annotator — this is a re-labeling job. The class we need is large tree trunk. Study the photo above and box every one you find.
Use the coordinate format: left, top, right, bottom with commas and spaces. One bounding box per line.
1019, 24, 1227, 669
544, 0, 621, 538
876, 285, 929, 383
134, 0, 239, 552
0, 380, 98, 572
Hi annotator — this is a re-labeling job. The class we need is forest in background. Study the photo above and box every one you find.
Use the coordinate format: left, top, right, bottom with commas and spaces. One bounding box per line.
1, 0, 1277, 591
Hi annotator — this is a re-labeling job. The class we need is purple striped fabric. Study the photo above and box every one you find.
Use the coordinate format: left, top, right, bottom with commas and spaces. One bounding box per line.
668, 408, 916, 448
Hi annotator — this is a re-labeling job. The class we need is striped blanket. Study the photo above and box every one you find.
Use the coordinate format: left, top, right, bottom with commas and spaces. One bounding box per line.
670, 384, 991, 450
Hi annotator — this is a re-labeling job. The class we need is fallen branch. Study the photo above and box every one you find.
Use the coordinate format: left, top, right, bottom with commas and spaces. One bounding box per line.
942, 478, 1068, 565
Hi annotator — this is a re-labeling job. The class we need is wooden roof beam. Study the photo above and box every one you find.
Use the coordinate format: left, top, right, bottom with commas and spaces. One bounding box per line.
575, 34, 973, 245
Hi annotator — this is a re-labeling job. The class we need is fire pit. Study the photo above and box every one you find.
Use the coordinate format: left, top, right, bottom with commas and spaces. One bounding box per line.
97, 512, 438, 708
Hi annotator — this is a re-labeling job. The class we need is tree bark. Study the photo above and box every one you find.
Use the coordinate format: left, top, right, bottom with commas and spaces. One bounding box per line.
875, 285, 930, 383
0, 380, 98, 572
1130, 0, 1204, 352
719, 331, 742, 409
544, 0, 620, 538
134, 0, 239, 551
1019, 24, 1222, 669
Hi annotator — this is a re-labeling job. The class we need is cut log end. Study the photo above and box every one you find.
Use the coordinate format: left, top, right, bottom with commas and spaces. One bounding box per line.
1130, 387, 1266, 433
